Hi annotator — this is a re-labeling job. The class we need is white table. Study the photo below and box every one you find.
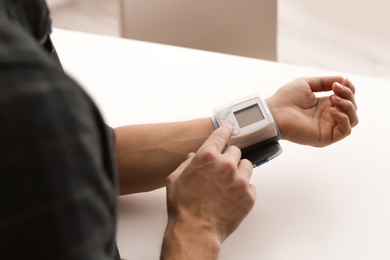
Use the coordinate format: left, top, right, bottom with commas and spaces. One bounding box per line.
52, 29, 390, 260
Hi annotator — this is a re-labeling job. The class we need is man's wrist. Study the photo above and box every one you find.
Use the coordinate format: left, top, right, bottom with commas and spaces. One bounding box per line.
161, 217, 221, 260
266, 96, 286, 141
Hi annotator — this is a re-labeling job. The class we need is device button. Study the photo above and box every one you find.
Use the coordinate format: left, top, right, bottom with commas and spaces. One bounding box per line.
219, 108, 231, 120
233, 128, 240, 136
227, 117, 236, 126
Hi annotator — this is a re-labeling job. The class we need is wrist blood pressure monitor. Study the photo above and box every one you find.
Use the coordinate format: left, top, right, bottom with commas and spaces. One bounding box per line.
211, 95, 282, 167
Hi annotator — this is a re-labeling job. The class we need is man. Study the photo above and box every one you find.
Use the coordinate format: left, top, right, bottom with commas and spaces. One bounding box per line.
0, 1, 358, 259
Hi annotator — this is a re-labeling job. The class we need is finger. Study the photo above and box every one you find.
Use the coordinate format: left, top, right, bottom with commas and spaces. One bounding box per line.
330, 107, 352, 142
301, 76, 344, 92
198, 124, 234, 153
331, 95, 359, 127
248, 184, 257, 201
342, 78, 356, 95
223, 145, 242, 163
332, 82, 358, 110
238, 159, 254, 180
187, 152, 196, 160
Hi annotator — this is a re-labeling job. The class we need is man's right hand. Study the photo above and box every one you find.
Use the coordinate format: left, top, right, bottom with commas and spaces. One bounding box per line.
161, 124, 256, 260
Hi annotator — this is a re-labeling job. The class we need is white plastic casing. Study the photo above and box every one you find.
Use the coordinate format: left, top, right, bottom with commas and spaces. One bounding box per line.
213, 95, 278, 149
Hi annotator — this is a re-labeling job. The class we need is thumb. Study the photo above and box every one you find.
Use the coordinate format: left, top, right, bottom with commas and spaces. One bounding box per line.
186, 152, 195, 159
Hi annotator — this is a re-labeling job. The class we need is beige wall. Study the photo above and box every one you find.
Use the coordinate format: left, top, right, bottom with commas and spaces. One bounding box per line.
120, 0, 277, 60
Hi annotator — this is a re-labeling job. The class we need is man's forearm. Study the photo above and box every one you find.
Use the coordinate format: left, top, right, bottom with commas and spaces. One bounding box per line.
114, 118, 215, 194
115, 99, 280, 195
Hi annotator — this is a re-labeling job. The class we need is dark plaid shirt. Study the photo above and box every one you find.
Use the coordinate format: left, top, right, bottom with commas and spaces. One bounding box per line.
0, 1, 120, 259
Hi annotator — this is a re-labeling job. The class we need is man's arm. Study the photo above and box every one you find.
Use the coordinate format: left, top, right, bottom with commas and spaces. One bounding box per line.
114, 118, 215, 194
159, 76, 358, 259
115, 76, 358, 195
0, 15, 119, 259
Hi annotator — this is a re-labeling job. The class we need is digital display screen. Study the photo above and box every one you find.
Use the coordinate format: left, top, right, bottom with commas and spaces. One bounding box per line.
234, 104, 264, 128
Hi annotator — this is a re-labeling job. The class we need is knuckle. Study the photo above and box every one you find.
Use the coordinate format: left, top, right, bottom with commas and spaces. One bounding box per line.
233, 181, 256, 209
346, 79, 356, 94
166, 175, 174, 186
342, 125, 352, 137
230, 145, 242, 155
346, 127, 352, 136
235, 177, 249, 190
241, 158, 252, 168
201, 147, 217, 161
195, 147, 218, 163
337, 98, 355, 112
350, 85, 356, 95
345, 101, 355, 111
222, 159, 238, 174
245, 190, 256, 206
353, 117, 359, 127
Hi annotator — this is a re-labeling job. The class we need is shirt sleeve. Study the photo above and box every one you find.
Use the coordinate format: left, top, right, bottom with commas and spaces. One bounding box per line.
106, 124, 116, 146
0, 10, 120, 260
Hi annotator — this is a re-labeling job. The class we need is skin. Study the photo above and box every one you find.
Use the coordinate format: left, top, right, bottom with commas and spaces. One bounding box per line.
114, 76, 358, 259
161, 125, 255, 259
267, 76, 358, 147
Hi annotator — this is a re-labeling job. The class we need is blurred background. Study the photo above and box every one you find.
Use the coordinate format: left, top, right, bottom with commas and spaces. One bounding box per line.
48, 0, 390, 80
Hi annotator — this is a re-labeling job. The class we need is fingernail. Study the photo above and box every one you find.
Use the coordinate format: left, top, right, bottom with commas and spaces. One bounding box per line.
335, 82, 344, 91
187, 152, 195, 159
335, 96, 343, 102
223, 123, 234, 130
